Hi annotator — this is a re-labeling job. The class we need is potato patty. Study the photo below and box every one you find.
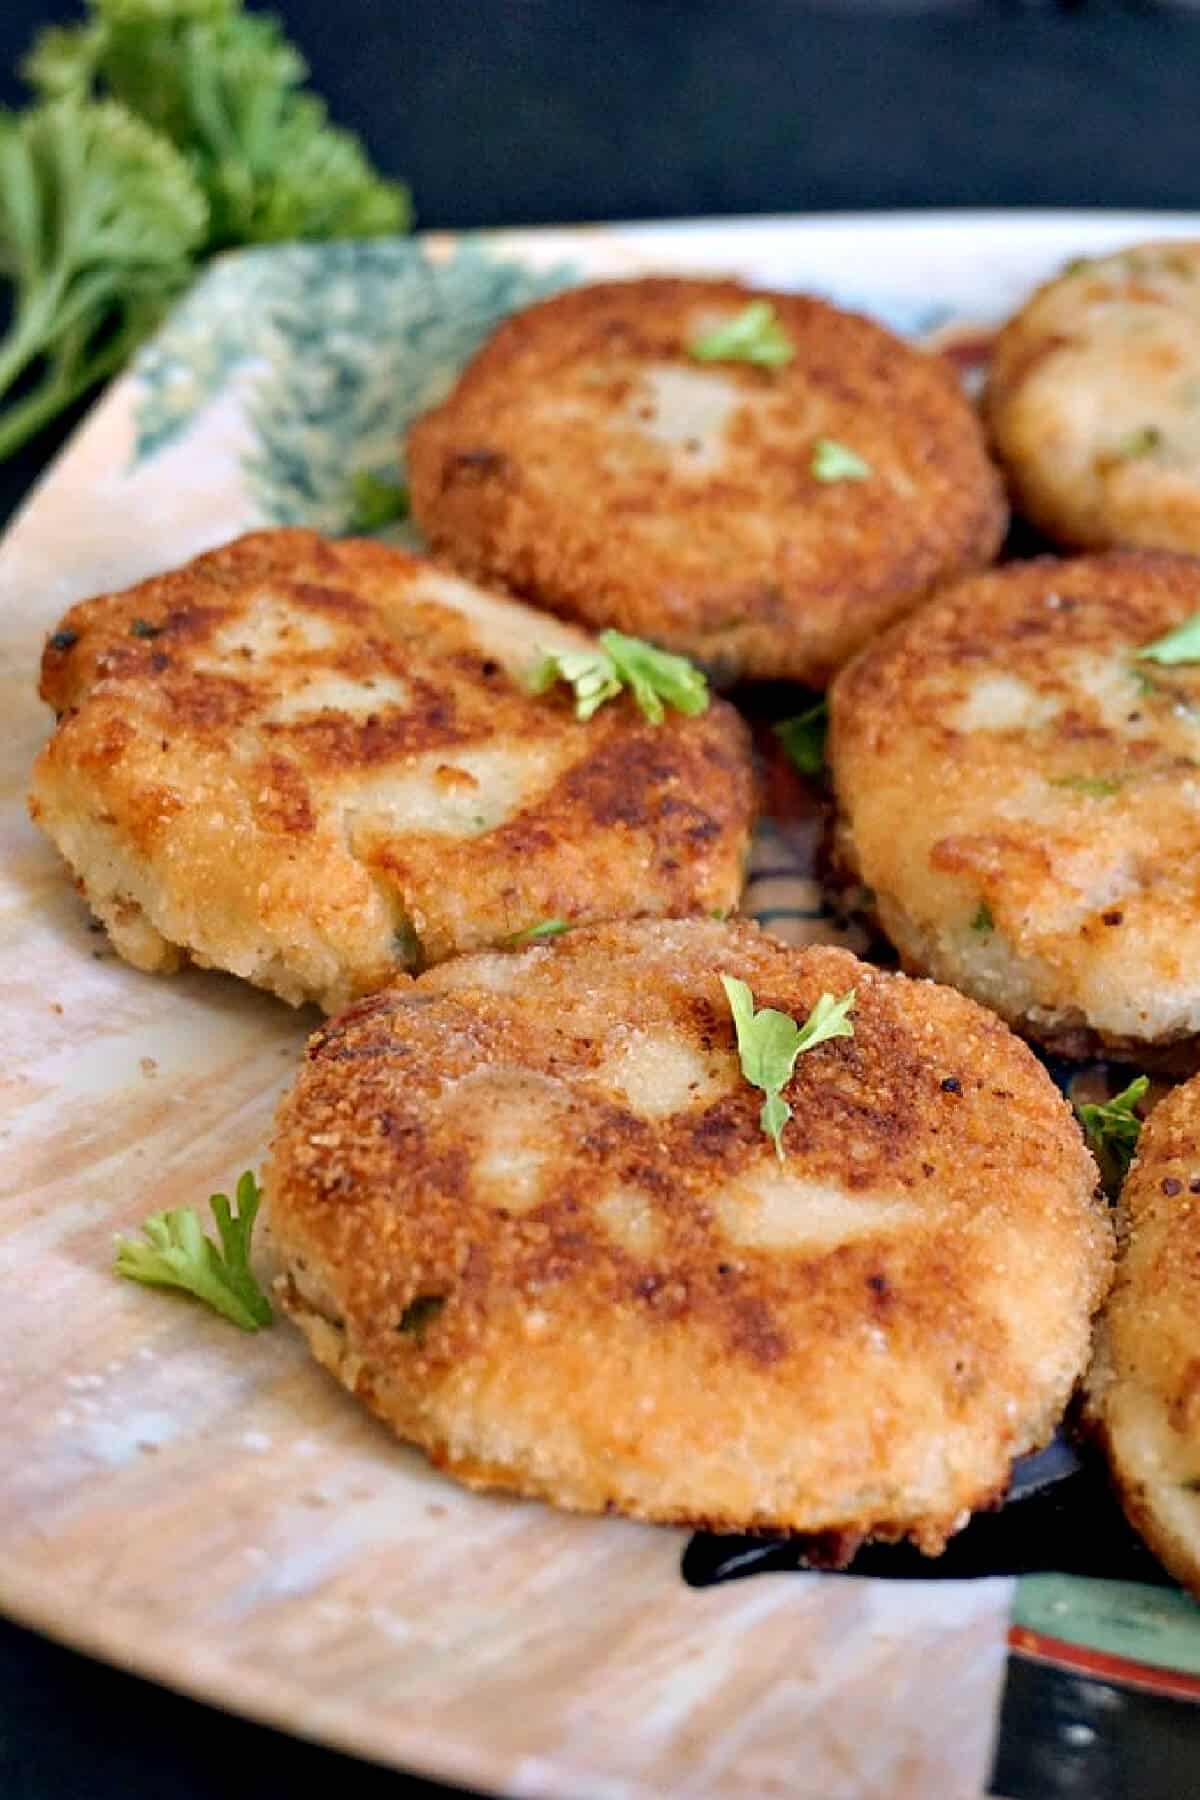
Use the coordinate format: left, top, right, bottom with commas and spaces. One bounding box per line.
987, 240, 1200, 553
268, 918, 1110, 1553
830, 552, 1200, 1062
407, 278, 1006, 687
29, 530, 754, 1011
1086, 1073, 1200, 1600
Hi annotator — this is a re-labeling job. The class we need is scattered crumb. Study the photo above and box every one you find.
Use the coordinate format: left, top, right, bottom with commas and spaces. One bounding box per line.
139, 1056, 158, 1078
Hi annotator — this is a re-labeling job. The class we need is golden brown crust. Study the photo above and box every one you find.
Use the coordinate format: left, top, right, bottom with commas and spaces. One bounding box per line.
268, 917, 1111, 1550
829, 551, 1200, 1055
986, 240, 1200, 553
408, 278, 1007, 686
1085, 1075, 1200, 1598
29, 529, 755, 1011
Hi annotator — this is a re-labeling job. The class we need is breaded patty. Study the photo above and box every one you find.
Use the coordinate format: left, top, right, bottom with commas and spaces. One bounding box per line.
987, 240, 1200, 553
1085, 1073, 1200, 1599
830, 552, 1200, 1062
29, 530, 753, 1012
407, 278, 1006, 687
268, 917, 1111, 1552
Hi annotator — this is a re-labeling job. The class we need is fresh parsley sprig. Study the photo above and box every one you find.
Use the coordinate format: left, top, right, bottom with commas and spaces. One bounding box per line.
689, 300, 793, 369
530, 629, 709, 725
0, 98, 206, 460
114, 1170, 273, 1330
25, 0, 409, 255
1076, 1076, 1149, 1192
722, 976, 856, 1160
0, 0, 410, 462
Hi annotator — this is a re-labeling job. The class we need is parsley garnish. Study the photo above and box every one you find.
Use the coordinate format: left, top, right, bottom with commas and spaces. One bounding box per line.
1076, 1076, 1149, 1191
1138, 613, 1200, 666
689, 301, 793, 369
504, 917, 571, 947
347, 469, 409, 533
811, 439, 871, 483
721, 976, 855, 1160
530, 629, 709, 724
774, 700, 828, 776
114, 1171, 272, 1331
971, 902, 994, 934
1049, 774, 1123, 798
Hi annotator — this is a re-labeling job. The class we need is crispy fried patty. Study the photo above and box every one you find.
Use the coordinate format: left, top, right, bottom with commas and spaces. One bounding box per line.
987, 240, 1200, 553
268, 917, 1110, 1552
29, 530, 754, 1011
1086, 1074, 1200, 1600
830, 552, 1200, 1062
407, 278, 1007, 687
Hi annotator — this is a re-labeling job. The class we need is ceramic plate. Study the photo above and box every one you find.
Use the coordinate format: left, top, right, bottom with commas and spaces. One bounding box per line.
5, 212, 1200, 1800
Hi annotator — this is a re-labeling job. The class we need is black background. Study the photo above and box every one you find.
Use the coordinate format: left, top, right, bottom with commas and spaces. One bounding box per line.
5, 2, 1200, 1795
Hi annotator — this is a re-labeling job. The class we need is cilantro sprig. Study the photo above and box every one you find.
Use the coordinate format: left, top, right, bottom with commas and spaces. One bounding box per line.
114, 1170, 273, 1330
530, 629, 709, 725
689, 300, 793, 369
721, 976, 856, 1160
1076, 1076, 1149, 1192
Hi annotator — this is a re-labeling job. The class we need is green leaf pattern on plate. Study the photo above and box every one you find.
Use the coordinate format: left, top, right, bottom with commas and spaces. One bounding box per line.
131, 240, 576, 531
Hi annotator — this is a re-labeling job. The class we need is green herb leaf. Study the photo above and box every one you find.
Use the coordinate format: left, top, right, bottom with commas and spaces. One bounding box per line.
1138, 613, 1200, 666
971, 902, 994, 934
689, 300, 793, 369
811, 438, 871, 483
1111, 426, 1163, 461
528, 645, 622, 720
530, 629, 709, 725
114, 1170, 272, 1330
721, 976, 855, 1160
1048, 774, 1123, 798
3, 0, 411, 462
347, 469, 409, 533
774, 700, 828, 777
1076, 1076, 1149, 1191
0, 97, 206, 461
504, 917, 571, 948
25, 0, 410, 256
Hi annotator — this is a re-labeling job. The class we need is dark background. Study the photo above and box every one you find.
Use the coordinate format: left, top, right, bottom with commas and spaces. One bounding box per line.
5, 1, 1200, 1794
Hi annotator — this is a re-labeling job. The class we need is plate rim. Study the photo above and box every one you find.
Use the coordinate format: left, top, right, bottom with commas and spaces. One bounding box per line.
8, 204, 1200, 1800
